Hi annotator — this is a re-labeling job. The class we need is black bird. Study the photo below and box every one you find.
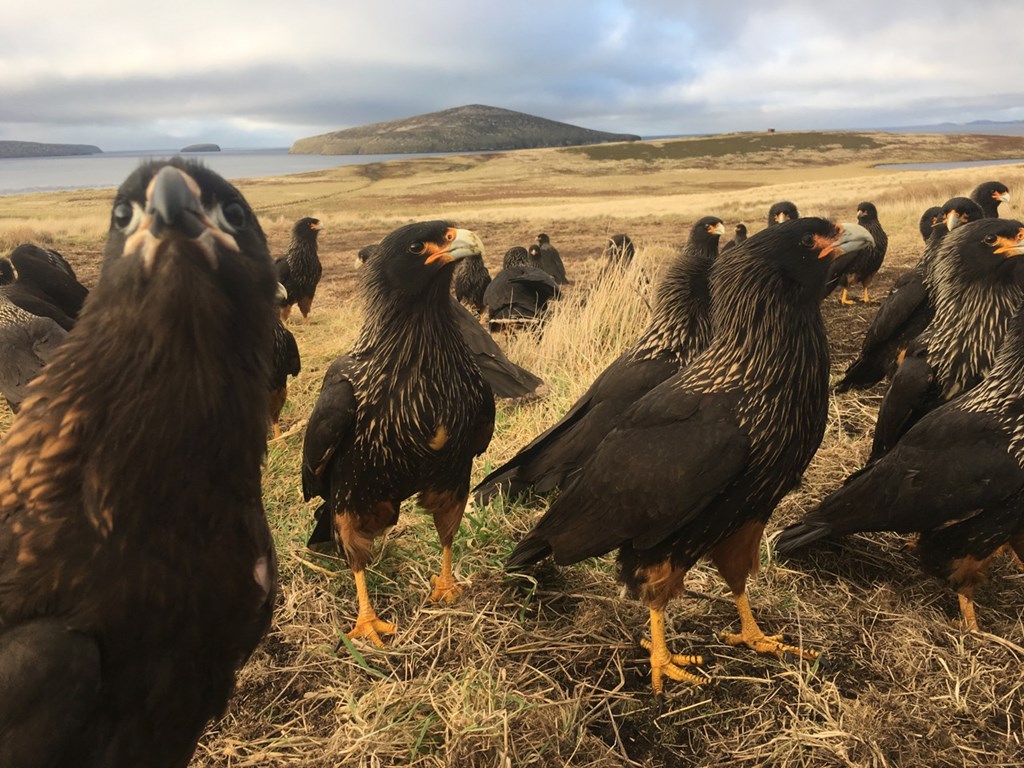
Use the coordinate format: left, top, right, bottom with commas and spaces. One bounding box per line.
301, 221, 495, 647
476, 216, 725, 504
275, 216, 323, 322
453, 252, 491, 315
506, 219, 873, 695
484, 246, 560, 331
721, 223, 748, 253
918, 206, 944, 241
356, 243, 544, 399
767, 201, 799, 226
0, 245, 89, 332
825, 202, 889, 304
970, 180, 1010, 219
834, 197, 985, 392
603, 233, 636, 268
868, 218, 1024, 461
532, 232, 570, 284
777, 305, 1024, 633
0, 160, 277, 768
0, 294, 67, 412
270, 284, 301, 438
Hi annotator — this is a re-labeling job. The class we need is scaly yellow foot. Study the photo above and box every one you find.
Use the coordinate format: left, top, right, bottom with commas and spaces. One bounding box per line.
344, 568, 396, 648
722, 592, 819, 660
346, 613, 396, 648
644, 608, 712, 695
427, 544, 462, 603
839, 288, 855, 305
958, 593, 980, 633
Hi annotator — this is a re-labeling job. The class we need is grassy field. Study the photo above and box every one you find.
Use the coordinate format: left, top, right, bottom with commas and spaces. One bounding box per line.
3, 132, 1024, 767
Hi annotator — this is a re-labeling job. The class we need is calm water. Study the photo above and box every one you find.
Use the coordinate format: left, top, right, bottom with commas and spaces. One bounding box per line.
875, 158, 1024, 171
0, 148, 454, 195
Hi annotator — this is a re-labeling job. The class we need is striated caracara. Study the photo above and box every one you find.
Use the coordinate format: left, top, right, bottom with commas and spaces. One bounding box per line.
275, 216, 323, 322
506, 218, 873, 695
475, 216, 725, 504
302, 221, 495, 647
0, 159, 278, 767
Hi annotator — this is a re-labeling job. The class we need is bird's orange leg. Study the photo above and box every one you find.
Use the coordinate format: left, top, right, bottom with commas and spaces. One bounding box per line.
722, 592, 819, 660
839, 287, 855, 305
958, 592, 980, 633
428, 543, 462, 603
641, 607, 711, 695
346, 568, 396, 647
861, 285, 871, 303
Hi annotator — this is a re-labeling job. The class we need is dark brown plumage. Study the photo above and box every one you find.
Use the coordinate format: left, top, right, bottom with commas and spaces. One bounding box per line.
778, 305, 1024, 633
356, 243, 544, 399
970, 180, 1010, 219
721, 223, 747, 253
475, 216, 725, 504
275, 216, 322, 322
0, 244, 88, 331
825, 202, 889, 303
506, 218, 874, 694
452, 252, 491, 314
0, 293, 66, 412
767, 201, 799, 226
835, 197, 986, 392
484, 247, 560, 331
270, 283, 301, 438
604, 233, 635, 267
0, 159, 277, 767
868, 218, 1024, 461
531, 232, 570, 284
301, 221, 494, 647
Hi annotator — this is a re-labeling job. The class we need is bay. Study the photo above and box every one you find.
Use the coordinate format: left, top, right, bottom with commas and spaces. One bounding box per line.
0, 148, 454, 196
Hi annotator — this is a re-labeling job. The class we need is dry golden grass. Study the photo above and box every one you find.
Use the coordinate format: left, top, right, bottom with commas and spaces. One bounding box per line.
3, 133, 1024, 767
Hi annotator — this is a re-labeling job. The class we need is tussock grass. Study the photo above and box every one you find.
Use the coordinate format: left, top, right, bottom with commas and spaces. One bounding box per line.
3, 142, 1024, 766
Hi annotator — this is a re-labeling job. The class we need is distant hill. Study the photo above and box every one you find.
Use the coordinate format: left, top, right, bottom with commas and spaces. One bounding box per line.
885, 119, 1024, 137
291, 104, 640, 155
180, 143, 220, 152
0, 140, 102, 158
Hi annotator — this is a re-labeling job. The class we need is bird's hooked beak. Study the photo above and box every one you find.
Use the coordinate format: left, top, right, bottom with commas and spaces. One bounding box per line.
709, 222, 726, 237
423, 228, 484, 266
816, 222, 874, 260
124, 165, 239, 275
774, 211, 792, 224
995, 191, 1011, 203
945, 208, 970, 231
993, 228, 1024, 257
275, 282, 288, 302
311, 221, 323, 232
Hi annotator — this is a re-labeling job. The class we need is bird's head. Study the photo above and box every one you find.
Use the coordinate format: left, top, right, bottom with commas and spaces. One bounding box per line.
919, 206, 943, 242
856, 202, 878, 222
735, 223, 747, 237
293, 216, 323, 240
972, 180, 1010, 207
941, 218, 1024, 283
691, 216, 725, 249
536, 233, 551, 245
365, 220, 484, 303
355, 243, 379, 269
941, 197, 985, 232
100, 158, 275, 337
737, 217, 874, 301
768, 201, 799, 225
504, 246, 530, 269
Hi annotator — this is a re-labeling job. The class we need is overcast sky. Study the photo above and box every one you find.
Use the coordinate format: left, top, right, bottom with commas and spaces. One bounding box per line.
3, 0, 1022, 151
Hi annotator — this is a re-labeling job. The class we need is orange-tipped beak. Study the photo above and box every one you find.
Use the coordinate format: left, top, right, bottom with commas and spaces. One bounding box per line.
423, 227, 484, 266
816, 222, 874, 260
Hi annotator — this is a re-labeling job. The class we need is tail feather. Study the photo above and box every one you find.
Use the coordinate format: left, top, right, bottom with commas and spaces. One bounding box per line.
506, 535, 552, 570
774, 518, 834, 555
306, 503, 333, 548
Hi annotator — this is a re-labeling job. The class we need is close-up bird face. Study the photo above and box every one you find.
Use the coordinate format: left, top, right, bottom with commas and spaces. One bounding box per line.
295, 216, 323, 238
368, 220, 484, 298
942, 197, 984, 231
696, 216, 726, 240
103, 159, 270, 279
856, 202, 877, 221
944, 219, 1024, 281
758, 217, 874, 297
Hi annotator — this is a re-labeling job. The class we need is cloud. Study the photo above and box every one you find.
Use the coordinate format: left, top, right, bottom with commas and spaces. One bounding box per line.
2, 1, 1023, 149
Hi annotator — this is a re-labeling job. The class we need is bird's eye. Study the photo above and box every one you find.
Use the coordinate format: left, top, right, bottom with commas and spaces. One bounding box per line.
221, 201, 248, 231
408, 241, 426, 255
800, 232, 816, 248
983, 234, 998, 245
113, 201, 134, 230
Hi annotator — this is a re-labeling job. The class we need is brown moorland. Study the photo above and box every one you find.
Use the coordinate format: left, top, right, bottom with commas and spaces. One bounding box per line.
2, 131, 1024, 767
